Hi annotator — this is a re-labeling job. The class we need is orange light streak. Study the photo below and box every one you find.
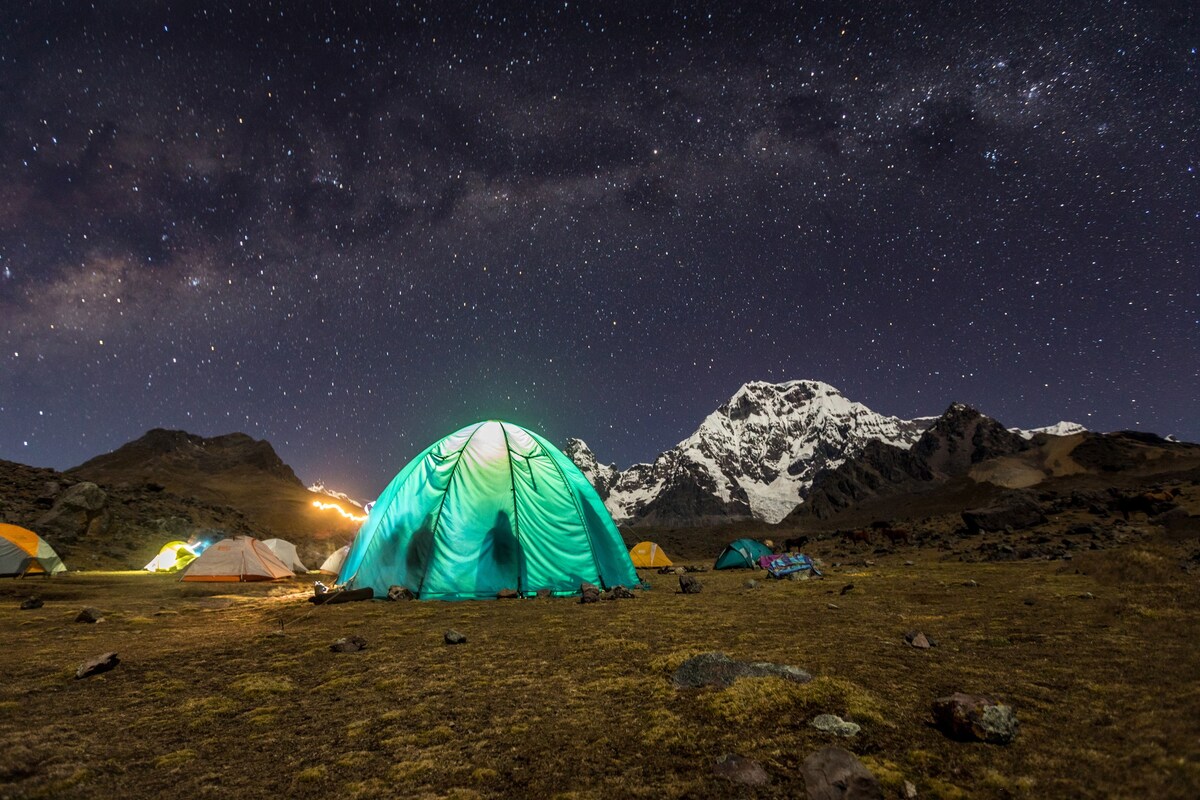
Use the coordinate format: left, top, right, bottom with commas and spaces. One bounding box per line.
311, 500, 367, 522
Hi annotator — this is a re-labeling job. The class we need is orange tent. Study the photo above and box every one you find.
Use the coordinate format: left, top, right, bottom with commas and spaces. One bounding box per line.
0, 523, 67, 577
628, 541, 673, 568
179, 536, 293, 582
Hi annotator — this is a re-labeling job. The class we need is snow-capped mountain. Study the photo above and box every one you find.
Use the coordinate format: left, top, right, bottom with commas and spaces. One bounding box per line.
307, 481, 366, 508
562, 440, 619, 498
1010, 421, 1088, 440
569, 380, 932, 525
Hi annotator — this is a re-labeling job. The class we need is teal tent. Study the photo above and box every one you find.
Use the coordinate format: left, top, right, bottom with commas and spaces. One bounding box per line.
340, 420, 638, 600
714, 538, 773, 570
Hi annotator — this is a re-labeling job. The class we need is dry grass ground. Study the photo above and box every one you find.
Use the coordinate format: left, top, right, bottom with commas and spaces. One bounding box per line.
1, 542, 1198, 799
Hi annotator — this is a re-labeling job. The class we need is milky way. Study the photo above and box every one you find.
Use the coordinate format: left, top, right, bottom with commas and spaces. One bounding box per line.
1, 2, 1197, 498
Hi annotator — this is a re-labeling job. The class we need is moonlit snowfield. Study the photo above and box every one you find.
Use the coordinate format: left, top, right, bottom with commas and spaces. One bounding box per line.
0, 2, 1197, 499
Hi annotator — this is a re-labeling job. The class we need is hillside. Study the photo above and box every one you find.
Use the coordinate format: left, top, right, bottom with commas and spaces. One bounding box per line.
69, 429, 362, 545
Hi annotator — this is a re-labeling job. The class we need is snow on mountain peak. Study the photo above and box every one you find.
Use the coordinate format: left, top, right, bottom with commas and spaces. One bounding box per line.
1011, 421, 1088, 440
585, 379, 931, 525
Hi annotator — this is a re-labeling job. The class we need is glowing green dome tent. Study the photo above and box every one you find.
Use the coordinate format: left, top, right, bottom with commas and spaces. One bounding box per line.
339, 420, 638, 600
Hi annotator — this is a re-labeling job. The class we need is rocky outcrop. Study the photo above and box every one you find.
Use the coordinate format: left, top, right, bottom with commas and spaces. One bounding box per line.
35, 482, 110, 544
793, 403, 1031, 521
961, 493, 1047, 533
562, 440, 619, 499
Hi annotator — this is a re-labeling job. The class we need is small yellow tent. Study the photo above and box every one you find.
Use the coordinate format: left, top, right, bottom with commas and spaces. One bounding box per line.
143, 541, 197, 572
629, 541, 673, 568
0, 523, 67, 577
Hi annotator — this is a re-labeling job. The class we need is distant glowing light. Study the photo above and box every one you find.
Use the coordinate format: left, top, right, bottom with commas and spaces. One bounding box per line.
312, 500, 367, 522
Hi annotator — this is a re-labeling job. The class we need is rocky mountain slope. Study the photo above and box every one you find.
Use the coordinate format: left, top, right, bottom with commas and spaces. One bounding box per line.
68, 428, 361, 546
569, 380, 933, 526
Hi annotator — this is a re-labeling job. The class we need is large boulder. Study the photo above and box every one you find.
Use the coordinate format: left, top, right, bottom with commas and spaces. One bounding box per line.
961, 494, 1045, 533
36, 482, 109, 543
799, 746, 883, 800
931, 692, 1019, 744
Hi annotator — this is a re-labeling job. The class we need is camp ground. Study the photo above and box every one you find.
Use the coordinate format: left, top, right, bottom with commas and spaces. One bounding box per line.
0, 523, 66, 577
339, 420, 638, 599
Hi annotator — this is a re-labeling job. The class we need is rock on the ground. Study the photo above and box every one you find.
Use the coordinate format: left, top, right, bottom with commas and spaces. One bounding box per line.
497, 588, 520, 599
678, 575, 703, 594
75, 652, 120, 679
579, 582, 601, 603
931, 692, 1019, 744
75, 607, 105, 624
904, 630, 935, 649
20, 597, 43, 610
713, 753, 770, 786
605, 585, 635, 600
840, 583, 855, 595
810, 714, 861, 738
330, 636, 367, 653
799, 746, 883, 800
443, 629, 467, 645
535, 588, 552, 599
672, 651, 811, 689
386, 585, 415, 601
743, 579, 759, 589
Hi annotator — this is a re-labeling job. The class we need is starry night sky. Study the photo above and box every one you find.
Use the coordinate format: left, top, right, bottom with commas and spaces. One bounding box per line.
1, 2, 1197, 499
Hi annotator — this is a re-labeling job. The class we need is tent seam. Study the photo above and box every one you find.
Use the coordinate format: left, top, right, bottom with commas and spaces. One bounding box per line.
535, 437, 606, 587
498, 423, 527, 594
418, 421, 487, 596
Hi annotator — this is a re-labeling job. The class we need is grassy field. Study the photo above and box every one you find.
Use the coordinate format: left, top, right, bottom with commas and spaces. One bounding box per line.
1, 541, 1198, 799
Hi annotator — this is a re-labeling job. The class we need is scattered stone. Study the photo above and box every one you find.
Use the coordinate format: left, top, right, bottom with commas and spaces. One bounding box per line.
931, 692, 1019, 744
678, 575, 703, 594
840, 583, 855, 595
671, 651, 811, 689
962, 579, 978, 587
657, 566, 674, 575
810, 714, 861, 738
904, 560, 915, 566
799, 746, 883, 800
713, 753, 770, 786
787, 571, 810, 581
902, 633, 936, 652
1079, 591, 1095, 600
386, 585, 415, 601
330, 636, 367, 653
75, 651, 120, 679
1023, 598, 1036, 606
75, 607, 105, 624
606, 585, 635, 599
579, 582, 601, 603
443, 629, 467, 645
903, 780, 918, 799
19, 597, 43, 610
826, 603, 840, 610
743, 579, 759, 589
497, 588, 520, 599
535, 588, 552, 599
